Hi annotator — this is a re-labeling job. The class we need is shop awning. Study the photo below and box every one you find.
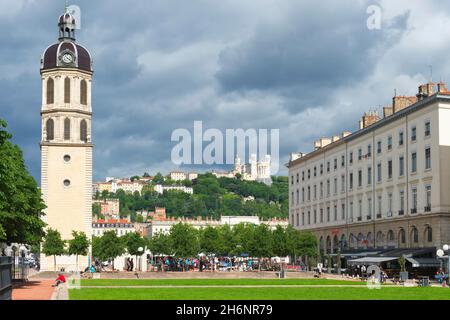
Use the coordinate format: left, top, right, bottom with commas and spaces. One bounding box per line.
347, 257, 399, 266
406, 257, 441, 268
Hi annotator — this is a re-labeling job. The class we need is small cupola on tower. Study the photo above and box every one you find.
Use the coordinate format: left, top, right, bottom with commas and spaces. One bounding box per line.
41, 6, 93, 72
58, 9, 76, 41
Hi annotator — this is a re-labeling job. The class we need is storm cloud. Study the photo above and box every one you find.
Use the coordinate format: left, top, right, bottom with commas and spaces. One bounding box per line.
0, 0, 448, 181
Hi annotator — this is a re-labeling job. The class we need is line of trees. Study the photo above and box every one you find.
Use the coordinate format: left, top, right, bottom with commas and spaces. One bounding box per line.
41, 229, 90, 271
41, 224, 318, 271
88, 223, 318, 270
147, 223, 318, 263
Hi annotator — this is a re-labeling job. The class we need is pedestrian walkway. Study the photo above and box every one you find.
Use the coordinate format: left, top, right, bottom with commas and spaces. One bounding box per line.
12, 280, 55, 300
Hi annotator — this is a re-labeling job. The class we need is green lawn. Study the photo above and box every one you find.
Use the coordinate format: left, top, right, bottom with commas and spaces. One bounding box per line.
80, 278, 366, 287
68, 278, 450, 300
70, 286, 450, 300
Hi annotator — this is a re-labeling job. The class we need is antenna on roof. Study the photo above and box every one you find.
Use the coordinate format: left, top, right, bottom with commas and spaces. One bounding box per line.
65, 0, 69, 13
428, 65, 433, 82
394, 88, 397, 97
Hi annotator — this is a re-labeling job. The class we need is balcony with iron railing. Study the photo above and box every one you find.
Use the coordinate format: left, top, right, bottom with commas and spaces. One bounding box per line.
376, 213, 382, 219
424, 206, 431, 213
411, 208, 417, 214
398, 210, 404, 216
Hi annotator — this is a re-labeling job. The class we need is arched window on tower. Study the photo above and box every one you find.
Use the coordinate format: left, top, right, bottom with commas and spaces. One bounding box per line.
64, 118, 71, 140
80, 119, 87, 143
80, 80, 87, 105
46, 118, 54, 141
64, 77, 71, 103
47, 78, 54, 104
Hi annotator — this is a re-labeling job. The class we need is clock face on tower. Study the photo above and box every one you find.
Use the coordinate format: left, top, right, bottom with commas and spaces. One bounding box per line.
60, 52, 74, 65
62, 53, 73, 64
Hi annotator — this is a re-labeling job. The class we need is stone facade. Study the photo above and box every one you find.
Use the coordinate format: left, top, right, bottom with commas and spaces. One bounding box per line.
287, 82, 450, 255
40, 10, 93, 271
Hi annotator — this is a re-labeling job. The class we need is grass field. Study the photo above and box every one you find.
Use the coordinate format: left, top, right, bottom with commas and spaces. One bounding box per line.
79, 278, 367, 287
68, 278, 450, 300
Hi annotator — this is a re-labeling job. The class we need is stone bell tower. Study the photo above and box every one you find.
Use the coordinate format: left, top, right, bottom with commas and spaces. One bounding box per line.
40, 8, 93, 271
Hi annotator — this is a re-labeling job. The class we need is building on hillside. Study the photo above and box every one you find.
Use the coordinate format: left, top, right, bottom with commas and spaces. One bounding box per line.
92, 219, 134, 237
93, 199, 120, 219
116, 180, 145, 194
134, 223, 151, 237
136, 207, 166, 222
93, 178, 146, 195
169, 171, 198, 181
211, 170, 235, 179
154, 184, 193, 194
287, 81, 450, 267
234, 154, 272, 183
212, 154, 272, 185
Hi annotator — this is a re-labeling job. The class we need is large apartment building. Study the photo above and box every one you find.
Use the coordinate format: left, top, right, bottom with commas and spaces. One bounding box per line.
287, 82, 450, 256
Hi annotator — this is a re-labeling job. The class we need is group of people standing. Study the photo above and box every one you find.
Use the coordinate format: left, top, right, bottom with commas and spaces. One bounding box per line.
126, 258, 134, 271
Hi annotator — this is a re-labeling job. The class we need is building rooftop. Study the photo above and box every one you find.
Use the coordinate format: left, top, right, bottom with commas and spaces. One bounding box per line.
287, 82, 450, 168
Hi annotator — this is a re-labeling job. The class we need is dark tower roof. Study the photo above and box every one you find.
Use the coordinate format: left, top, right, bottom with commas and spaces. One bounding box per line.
41, 9, 92, 72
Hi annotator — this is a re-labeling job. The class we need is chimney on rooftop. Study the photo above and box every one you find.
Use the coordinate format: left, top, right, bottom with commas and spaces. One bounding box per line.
417, 82, 435, 100
383, 106, 393, 118
392, 96, 417, 113
314, 137, 332, 150
438, 82, 448, 93
359, 111, 380, 129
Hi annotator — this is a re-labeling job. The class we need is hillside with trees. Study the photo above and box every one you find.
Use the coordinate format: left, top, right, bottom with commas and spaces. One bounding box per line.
95, 173, 288, 222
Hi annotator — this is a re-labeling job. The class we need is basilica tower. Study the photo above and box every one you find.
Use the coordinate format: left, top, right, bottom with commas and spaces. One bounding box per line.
40, 9, 93, 271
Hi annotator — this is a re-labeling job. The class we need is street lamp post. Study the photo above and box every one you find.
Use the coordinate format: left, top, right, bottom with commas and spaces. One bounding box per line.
436, 244, 450, 285
138, 247, 144, 272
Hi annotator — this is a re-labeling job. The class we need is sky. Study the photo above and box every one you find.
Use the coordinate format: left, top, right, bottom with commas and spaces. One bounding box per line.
1, 0, 449, 182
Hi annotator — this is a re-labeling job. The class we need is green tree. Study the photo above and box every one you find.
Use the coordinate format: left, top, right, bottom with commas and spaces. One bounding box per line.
199, 226, 220, 255
152, 172, 165, 184
232, 223, 255, 256
42, 228, 66, 271
92, 230, 125, 270
0, 119, 46, 245
68, 231, 90, 269
251, 224, 273, 258
92, 203, 103, 219
148, 232, 172, 256
217, 224, 236, 256
272, 225, 289, 257
169, 223, 199, 258
122, 232, 146, 269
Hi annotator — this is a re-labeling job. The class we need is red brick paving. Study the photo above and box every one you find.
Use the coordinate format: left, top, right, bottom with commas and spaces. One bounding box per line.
12, 280, 55, 300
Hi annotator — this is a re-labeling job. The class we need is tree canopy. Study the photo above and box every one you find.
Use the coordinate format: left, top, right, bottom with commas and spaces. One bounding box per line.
148, 222, 317, 260
0, 119, 46, 245
42, 228, 66, 270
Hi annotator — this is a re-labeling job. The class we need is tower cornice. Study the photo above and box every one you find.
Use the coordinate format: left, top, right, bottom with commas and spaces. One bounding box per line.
41, 109, 92, 116
41, 67, 93, 76
40, 142, 94, 148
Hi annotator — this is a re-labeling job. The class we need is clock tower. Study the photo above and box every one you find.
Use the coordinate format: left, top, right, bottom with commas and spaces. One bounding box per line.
40, 9, 93, 271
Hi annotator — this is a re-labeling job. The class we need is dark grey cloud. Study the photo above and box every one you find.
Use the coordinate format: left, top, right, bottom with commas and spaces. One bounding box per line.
1, 0, 445, 181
